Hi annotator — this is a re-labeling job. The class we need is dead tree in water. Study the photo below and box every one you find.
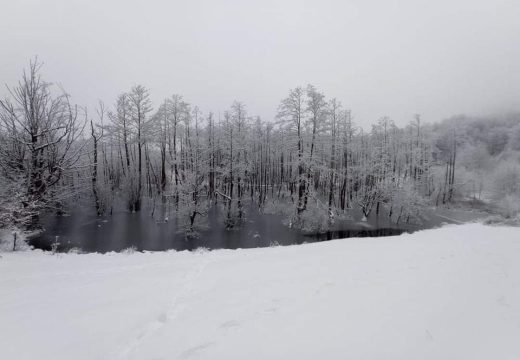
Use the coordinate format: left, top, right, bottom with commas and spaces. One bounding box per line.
277, 87, 306, 217
127, 85, 152, 212
90, 103, 104, 216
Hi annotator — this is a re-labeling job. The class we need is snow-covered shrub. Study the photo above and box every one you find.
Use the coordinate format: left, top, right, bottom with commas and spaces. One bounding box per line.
483, 213, 520, 226
269, 240, 280, 247
388, 182, 426, 225
50, 241, 60, 254
194, 246, 210, 254
492, 161, 520, 198
0, 176, 39, 229
121, 246, 138, 254
0, 227, 31, 252
491, 161, 520, 217
67, 247, 85, 254
497, 194, 520, 219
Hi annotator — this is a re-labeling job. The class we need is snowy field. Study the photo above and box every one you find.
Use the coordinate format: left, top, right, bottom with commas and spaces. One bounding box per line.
1, 223, 520, 360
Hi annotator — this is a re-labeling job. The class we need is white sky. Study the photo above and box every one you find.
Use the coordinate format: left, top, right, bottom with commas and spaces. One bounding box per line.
1, 0, 519, 126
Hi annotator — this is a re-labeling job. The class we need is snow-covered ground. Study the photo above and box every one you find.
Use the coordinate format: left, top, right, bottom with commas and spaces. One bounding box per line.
1, 223, 519, 360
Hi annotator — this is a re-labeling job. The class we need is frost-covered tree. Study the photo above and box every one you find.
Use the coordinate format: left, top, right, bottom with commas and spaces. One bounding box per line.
5, 59, 516, 233
127, 85, 152, 211
176, 107, 209, 236
277, 86, 306, 216
0, 60, 86, 228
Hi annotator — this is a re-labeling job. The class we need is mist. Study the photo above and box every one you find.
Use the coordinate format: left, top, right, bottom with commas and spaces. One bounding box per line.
1, 0, 519, 126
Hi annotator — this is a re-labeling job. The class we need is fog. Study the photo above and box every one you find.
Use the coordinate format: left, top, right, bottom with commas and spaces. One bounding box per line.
1, 0, 519, 126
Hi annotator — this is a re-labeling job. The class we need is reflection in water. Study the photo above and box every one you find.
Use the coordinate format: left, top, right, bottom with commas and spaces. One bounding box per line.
30, 203, 421, 253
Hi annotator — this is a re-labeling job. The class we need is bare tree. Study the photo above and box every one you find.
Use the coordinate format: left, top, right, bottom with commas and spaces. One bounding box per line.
277, 87, 306, 216
127, 85, 152, 211
0, 59, 86, 228
91, 102, 105, 216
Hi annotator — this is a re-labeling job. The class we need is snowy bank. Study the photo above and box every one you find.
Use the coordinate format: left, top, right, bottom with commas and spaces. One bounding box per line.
1, 223, 519, 360
0, 227, 32, 252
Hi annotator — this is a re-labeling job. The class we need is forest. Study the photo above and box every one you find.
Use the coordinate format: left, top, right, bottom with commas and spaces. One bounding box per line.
1, 60, 520, 238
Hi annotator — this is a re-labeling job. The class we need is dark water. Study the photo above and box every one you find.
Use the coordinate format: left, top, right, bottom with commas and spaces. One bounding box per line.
28, 201, 423, 253
32, 198, 487, 254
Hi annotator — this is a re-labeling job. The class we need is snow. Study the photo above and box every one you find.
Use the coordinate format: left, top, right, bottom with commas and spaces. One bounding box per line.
1, 223, 520, 360
0, 227, 31, 252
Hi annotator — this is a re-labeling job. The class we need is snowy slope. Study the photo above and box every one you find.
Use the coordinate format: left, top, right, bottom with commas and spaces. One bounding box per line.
1, 223, 520, 360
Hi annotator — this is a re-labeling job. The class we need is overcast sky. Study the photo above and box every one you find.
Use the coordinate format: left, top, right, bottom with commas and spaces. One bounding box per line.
1, 0, 519, 126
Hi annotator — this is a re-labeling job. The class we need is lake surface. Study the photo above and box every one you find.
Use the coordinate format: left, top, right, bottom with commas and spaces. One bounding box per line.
29, 201, 484, 253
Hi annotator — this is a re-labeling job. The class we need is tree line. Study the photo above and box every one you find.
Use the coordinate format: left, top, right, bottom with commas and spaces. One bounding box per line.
2, 60, 517, 234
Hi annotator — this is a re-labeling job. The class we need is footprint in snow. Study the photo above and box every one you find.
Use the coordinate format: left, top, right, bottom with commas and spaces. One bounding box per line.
179, 342, 215, 359
157, 312, 168, 323
220, 320, 240, 329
